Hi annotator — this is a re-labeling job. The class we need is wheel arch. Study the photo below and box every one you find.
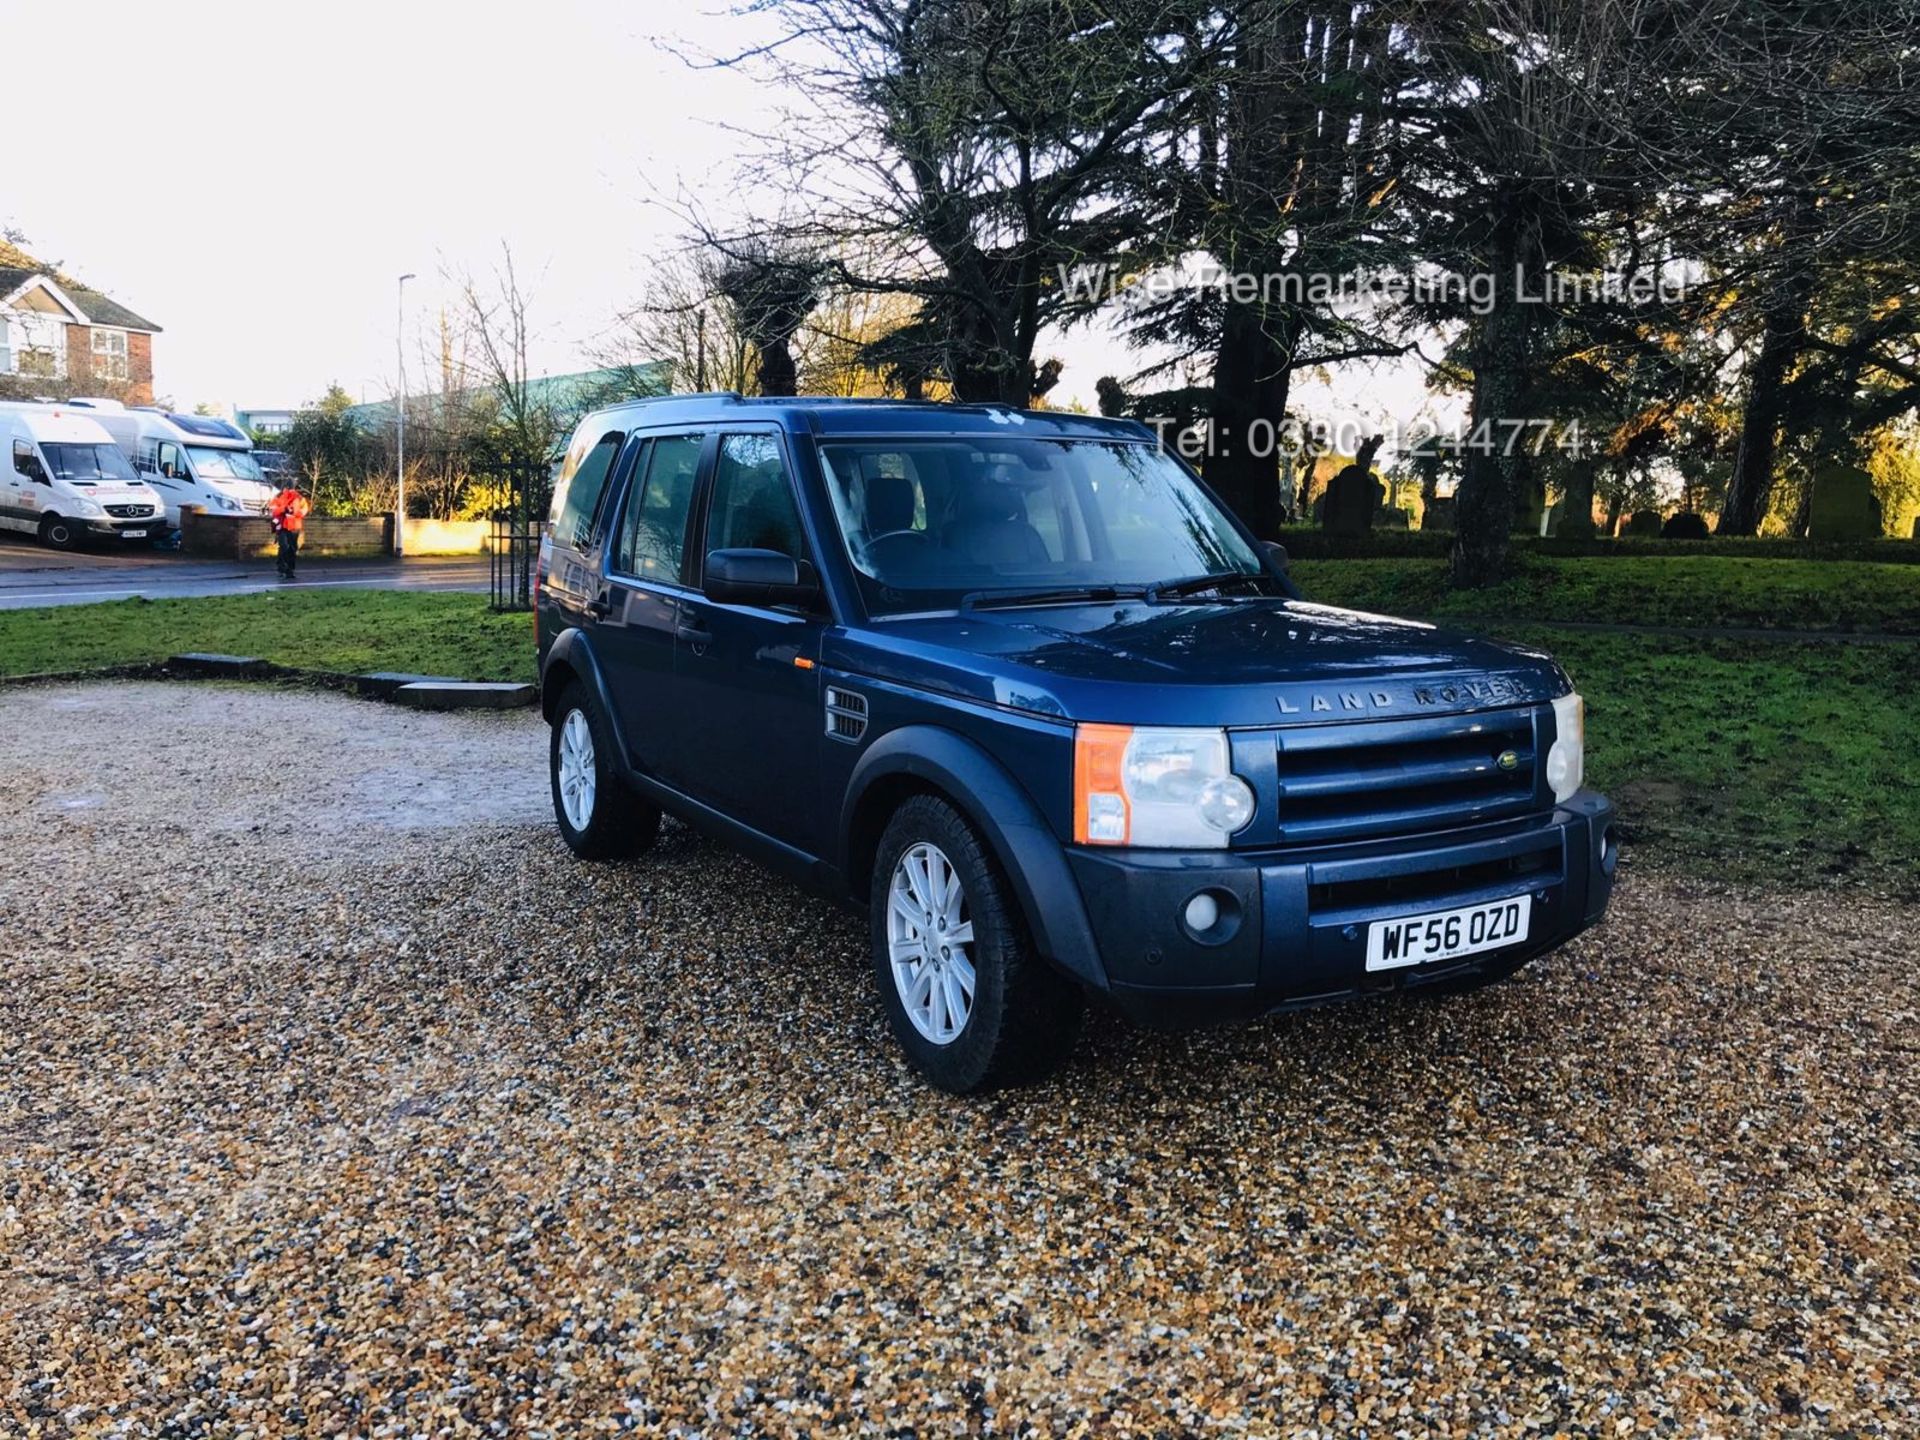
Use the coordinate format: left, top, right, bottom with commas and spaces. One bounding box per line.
841, 725, 1109, 991
538, 629, 636, 781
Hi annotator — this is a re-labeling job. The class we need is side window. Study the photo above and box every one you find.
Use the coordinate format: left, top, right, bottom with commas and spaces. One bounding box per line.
157, 442, 185, 479
550, 430, 624, 550
14, 440, 45, 479
707, 434, 807, 559
614, 433, 704, 583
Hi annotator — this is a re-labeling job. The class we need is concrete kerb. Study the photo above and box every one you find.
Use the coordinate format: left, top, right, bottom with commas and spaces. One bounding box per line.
0, 657, 538, 709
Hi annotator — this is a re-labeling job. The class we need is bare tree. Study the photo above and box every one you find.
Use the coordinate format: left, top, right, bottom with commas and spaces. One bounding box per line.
710, 239, 826, 396
601, 248, 753, 395
454, 243, 559, 463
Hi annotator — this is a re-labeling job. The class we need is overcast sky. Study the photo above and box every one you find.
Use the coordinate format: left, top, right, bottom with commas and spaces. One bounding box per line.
8, 1, 1439, 439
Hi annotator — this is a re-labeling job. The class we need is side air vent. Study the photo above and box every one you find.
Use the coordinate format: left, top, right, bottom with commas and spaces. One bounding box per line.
825, 686, 869, 743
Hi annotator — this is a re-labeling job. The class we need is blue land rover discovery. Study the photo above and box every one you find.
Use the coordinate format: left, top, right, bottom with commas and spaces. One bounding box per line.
535, 396, 1615, 1092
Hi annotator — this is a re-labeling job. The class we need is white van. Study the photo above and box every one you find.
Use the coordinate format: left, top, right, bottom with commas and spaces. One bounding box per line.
87, 405, 275, 527
0, 403, 168, 549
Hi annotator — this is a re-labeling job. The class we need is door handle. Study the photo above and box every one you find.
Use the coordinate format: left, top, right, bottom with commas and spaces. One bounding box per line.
675, 619, 713, 646
585, 591, 613, 618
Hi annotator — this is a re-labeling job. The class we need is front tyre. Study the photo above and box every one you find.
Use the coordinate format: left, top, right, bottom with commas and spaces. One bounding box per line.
38, 514, 79, 550
871, 795, 1081, 1093
549, 682, 660, 860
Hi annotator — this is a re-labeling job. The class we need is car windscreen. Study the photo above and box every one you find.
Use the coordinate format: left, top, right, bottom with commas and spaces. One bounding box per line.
187, 445, 265, 482
815, 437, 1264, 614
43, 442, 139, 483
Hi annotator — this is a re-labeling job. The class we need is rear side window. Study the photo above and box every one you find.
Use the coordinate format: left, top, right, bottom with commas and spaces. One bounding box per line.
549, 430, 624, 549
613, 433, 704, 583
707, 434, 807, 559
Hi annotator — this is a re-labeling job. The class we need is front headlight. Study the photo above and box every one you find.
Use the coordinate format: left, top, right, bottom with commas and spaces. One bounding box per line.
1547, 692, 1585, 803
213, 492, 242, 512
72, 496, 104, 517
1074, 724, 1256, 848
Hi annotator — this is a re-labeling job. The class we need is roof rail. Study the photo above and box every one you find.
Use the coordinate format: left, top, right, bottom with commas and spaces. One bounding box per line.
621, 390, 743, 405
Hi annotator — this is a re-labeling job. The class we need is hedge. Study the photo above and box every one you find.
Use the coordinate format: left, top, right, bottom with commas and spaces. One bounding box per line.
1272, 527, 1920, 563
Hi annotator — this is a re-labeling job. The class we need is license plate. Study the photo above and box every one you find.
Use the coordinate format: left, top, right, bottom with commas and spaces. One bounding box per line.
122, 529, 148, 538
1365, 895, 1532, 972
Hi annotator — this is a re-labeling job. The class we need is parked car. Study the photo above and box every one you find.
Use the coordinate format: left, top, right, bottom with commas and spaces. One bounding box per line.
535, 396, 1616, 1092
0, 402, 168, 548
84, 404, 275, 528
254, 449, 294, 483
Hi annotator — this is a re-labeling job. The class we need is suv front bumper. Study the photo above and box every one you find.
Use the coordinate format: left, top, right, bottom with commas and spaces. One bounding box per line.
1064, 791, 1616, 1025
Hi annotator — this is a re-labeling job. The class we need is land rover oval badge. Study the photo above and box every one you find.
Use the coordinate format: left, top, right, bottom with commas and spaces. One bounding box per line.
1497, 749, 1521, 772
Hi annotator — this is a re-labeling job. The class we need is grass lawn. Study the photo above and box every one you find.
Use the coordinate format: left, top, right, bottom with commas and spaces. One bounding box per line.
1, 575, 1912, 894
1293, 554, 1920, 633
0, 591, 537, 684
1505, 627, 1918, 896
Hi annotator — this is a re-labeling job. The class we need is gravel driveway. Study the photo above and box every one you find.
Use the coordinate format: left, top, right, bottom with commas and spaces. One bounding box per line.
2, 681, 1914, 1437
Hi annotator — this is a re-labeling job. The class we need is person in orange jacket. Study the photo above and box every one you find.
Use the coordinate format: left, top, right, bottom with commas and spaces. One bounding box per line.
267, 482, 311, 579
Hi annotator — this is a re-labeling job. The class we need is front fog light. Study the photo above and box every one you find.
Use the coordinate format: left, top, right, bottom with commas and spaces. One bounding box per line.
1547, 692, 1585, 803
1184, 892, 1220, 931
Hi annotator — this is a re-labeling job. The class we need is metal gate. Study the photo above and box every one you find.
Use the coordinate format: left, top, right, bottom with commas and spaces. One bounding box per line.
486, 455, 549, 612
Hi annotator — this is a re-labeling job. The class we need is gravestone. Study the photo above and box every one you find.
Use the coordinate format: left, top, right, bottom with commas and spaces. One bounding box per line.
1807, 463, 1883, 541
1661, 511, 1710, 540
1321, 463, 1384, 535
1421, 497, 1456, 531
1621, 509, 1664, 538
1552, 462, 1599, 537
1513, 471, 1549, 534
1547, 497, 1596, 538
1376, 507, 1411, 530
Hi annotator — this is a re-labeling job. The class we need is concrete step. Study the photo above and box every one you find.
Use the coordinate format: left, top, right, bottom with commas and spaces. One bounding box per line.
391, 681, 536, 711
167, 653, 274, 678
353, 670, 466, 699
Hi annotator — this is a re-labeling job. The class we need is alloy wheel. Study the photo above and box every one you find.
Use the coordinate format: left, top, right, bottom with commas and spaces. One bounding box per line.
556, 708, 597, 831
887, 841, 977, 1045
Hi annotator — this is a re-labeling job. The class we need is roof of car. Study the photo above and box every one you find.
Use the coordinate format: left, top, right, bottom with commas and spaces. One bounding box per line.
578, 393, 1158, 443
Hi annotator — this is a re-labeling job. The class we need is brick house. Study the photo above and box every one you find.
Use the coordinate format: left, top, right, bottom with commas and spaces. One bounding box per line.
0, 240, 161, 404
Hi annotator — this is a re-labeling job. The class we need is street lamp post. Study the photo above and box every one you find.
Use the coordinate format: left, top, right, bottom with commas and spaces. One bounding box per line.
395, 272, 416, 556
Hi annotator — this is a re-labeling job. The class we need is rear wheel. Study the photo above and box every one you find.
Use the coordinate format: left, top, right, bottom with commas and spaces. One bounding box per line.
871, 795, 1081, 1093
549, 682, 660, 860
38, 514, 78, 550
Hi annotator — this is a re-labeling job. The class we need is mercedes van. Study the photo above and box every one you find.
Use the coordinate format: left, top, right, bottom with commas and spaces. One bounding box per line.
87, 405, 275, 527
0, 403, 168, 548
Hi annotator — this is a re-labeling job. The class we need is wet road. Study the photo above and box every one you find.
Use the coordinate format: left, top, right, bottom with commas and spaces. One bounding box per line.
0, 533, 491, 610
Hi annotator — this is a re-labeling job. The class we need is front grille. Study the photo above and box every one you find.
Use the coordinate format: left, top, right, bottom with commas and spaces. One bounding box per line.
1308, 843, 1557, 914
1271, 707, 1541, 846
105, 504, 156, 519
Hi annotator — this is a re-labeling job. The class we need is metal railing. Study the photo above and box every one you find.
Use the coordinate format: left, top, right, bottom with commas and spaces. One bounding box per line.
484, 457, 549, 612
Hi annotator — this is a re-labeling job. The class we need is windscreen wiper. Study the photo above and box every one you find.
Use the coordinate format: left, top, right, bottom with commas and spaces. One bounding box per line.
1142, 572, 1270, 603
963, 584, 1149, 612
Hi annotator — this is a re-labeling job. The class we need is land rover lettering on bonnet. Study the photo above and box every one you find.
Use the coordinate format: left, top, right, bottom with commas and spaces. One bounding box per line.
535, 396, 1616, 1093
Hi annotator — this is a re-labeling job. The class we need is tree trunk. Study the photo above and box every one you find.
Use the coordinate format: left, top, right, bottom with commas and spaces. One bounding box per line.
1205, 300, 1293, 538
1718, 286, 1812, 535
758, 339, 799, 397
1602, 466, 1626, 536
1559, 459, 1598, 537
1450, 282, 1535, 587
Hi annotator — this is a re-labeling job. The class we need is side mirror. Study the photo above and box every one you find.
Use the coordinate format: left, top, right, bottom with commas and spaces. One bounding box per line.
704, 548, 820, 609
1258, 540, 1302, 599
